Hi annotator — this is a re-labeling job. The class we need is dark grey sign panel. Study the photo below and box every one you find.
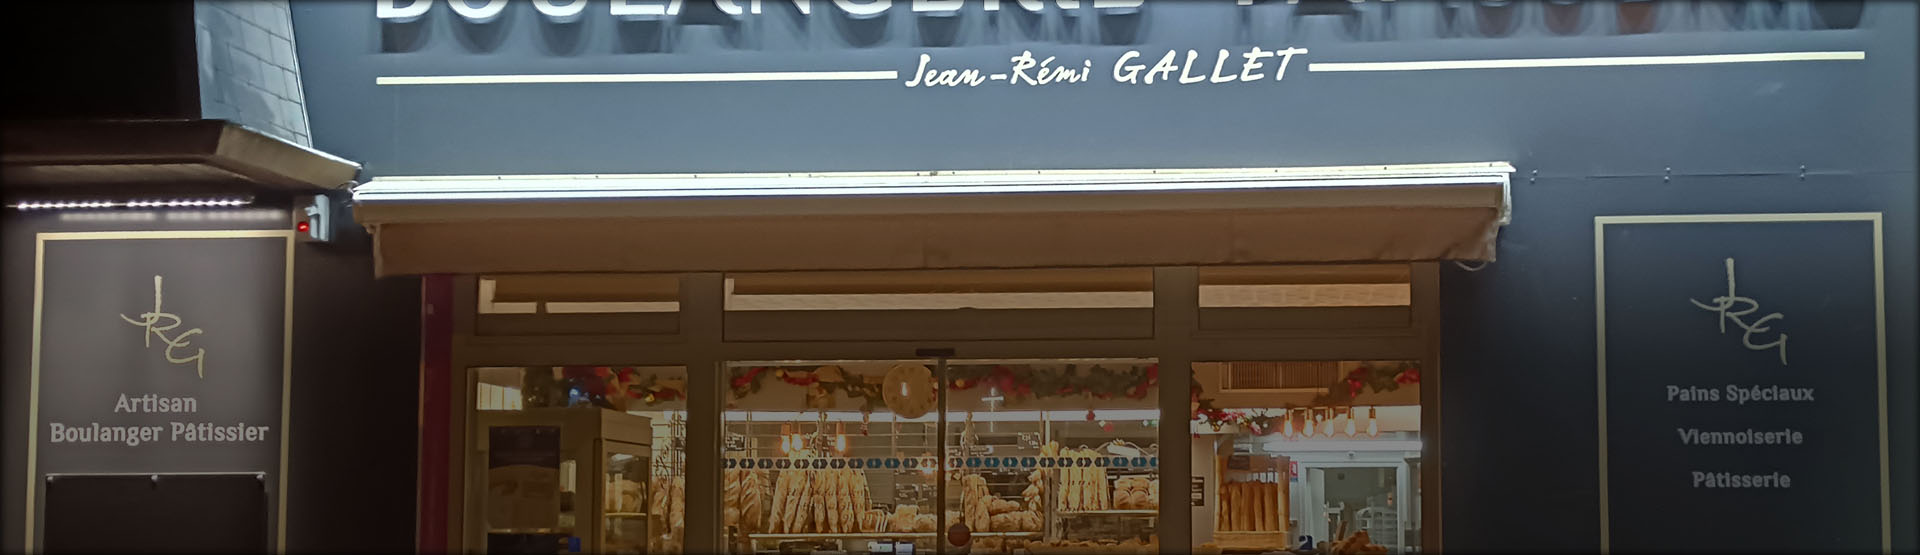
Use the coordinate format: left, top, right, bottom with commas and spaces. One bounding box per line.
30, 232, 292, 549
44, 474, 268, 553
1597, 214, 1887, 553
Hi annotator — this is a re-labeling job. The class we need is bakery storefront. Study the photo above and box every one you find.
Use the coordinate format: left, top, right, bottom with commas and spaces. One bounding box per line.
294, 1, 1914, 554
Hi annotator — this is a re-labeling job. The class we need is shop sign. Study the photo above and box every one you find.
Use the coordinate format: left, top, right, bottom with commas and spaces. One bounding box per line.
25, 231, 293, 551
1596, 213, 1888, 553
367, 1, 1864, 90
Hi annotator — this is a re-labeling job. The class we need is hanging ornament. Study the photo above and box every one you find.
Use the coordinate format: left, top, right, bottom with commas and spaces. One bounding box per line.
882, 363, 937, 419
1100, 420, 1114, 432
1086, 409, 1097, 422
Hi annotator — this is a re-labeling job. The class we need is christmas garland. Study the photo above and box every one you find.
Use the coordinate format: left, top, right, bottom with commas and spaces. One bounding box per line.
728, 365, 889, 412
526, 367, 686, 411
720, 360, 1415, 434
1190, 361, 1419, 435
727, 364, 1161, 413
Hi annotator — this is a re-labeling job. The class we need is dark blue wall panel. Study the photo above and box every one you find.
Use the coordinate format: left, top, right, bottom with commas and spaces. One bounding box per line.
290, 1, 1916, 550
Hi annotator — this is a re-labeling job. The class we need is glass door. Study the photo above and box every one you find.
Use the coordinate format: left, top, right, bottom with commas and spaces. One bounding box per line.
941, 359, 1162, 554
722, 359, 943, 555
600, 440, 651, 554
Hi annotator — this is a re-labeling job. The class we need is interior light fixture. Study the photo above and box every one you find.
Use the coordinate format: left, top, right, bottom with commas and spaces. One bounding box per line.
1262, 438, 1422, 453
1320, 408, 1336, 437
1366, 406, 1380, 437
1344, 406, 1358, 437
1279, 408, 1295, 439
11, 196, 254, 211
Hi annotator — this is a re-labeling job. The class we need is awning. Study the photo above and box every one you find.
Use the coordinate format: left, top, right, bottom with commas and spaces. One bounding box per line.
2, 119, 361, 193
351, 163, 1512, 277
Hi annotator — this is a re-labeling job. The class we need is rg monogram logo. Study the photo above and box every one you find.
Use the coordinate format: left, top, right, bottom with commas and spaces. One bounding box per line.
119, 275, 207, 378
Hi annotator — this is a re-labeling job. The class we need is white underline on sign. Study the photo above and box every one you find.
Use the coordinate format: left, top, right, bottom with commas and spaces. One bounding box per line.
376, 70, 899, 85
1307, 50, 1865, 72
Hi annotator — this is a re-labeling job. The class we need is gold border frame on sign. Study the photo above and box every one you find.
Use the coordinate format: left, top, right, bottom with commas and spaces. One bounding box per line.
23, 230, 296, 553
1593, 213, 1890, 554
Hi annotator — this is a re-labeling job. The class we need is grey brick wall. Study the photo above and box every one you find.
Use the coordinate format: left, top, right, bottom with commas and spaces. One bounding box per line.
196, 0, 310, 146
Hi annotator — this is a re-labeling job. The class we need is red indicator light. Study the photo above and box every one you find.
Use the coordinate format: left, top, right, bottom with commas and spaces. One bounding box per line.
297, 221, 311, 233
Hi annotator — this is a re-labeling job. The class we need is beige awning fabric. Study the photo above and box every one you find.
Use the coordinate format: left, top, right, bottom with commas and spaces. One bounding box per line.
352, 164, 1511, 277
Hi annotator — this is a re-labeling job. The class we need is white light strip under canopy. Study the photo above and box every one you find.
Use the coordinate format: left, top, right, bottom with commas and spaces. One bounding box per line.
11, 197, 255, 211
353, 163, 1514, 202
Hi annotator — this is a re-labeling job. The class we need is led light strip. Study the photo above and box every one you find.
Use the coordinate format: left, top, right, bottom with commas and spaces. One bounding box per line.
353, 164, 1516, 203
11, 197, 254, 211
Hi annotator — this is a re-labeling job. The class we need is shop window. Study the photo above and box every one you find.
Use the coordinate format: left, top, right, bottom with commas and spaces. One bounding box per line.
946, 360, 1162, 554
476, 275, 680, 335
724, 269, 1154, 341
1191, 361, 1422, 555
1197, 265, 1412, 331
468, 366, 688, 555
720, 359, 1161, 554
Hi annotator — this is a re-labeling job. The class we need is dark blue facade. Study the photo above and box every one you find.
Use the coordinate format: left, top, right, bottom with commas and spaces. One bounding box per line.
291, 1, 1916, 550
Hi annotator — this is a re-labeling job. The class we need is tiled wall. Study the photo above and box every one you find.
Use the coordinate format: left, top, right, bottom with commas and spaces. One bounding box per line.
195, 0, 310, 146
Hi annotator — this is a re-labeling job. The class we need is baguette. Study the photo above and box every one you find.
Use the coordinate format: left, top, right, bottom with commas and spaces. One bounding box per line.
771, 471, 790, 533
812, 470, 829, 533
1221, 481, 1235, 531
1236, 478, 1251, 530
1259, 481, 1274, 532
1259, 480, 1274, 530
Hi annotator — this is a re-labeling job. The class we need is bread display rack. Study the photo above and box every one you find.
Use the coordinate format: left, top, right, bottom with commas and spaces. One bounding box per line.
1210, 453, 1291, 552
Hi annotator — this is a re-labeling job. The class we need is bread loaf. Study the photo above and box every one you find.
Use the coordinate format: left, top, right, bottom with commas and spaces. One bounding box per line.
1261, 481, 1280, 532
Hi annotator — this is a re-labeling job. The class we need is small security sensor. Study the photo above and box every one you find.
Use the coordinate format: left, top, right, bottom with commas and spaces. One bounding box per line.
296, 194, 333, 243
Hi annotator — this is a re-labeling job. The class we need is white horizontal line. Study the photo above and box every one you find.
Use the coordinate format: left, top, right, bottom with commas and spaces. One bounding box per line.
1308, 51, 1865, 72
353, 175, 1504, 202
377, 70, 899, 85
1594, 212, 1881, 225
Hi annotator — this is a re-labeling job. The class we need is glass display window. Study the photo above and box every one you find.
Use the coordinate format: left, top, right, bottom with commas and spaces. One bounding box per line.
723, 360, 945, 555
718, 359, 1162, 555
943, 360, 1161, 554
470, 366, 688, 554
1191, 361, 1422, 555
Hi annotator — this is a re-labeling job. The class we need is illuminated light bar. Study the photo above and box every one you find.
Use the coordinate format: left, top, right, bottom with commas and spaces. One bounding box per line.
354, 163, 1515, 202
11, 197, 254, 211
1262, 438, 1422, 453
356, 163, 1516, 226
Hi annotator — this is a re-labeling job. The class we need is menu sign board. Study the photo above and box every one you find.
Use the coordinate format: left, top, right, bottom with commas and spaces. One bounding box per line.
1595, 214, 1888, 553
487, 426, 563, 530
